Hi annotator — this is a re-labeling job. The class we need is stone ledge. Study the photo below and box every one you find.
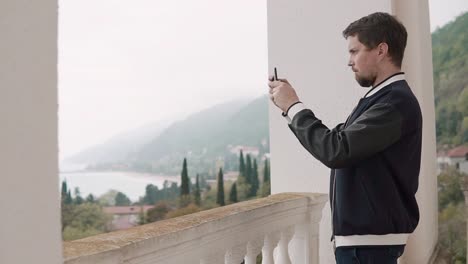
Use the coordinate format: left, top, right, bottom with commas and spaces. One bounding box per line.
63, 192, 327, 263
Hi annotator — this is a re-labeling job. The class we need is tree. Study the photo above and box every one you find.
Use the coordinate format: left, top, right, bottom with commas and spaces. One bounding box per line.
260, 159, 271, 197
179, 158, 191, 208
61, 203, 77, 232
237, 150, 251, 201
61, 180, 73, 205
180, 158, 190, 196
245, 155, 253, 197
66, 190, 73, 205
62, 203, 111, 241
144, 184, 159, 205
263, 159, 270, 183
439, 203, 466, 263
229, 182, 238, 203
61, 180, 68, 202
194, 173, 201, 206
438, 166, 467, 263
115, 192, 131, 206
251, 159, 259, 197
146, 202, 171, 223
217, 168, 225, 206
456, 86, 468, 116
239, 150, 246, 178
86, 194, 95, 203
74, 187, 84, 205
438, 168, 464, 210
458, 117, 468, 144
98, 189, 119, 206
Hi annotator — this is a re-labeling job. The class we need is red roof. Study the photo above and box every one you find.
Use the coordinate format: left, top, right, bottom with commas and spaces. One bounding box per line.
447, 145, 468, 158
104, 205, 154, 215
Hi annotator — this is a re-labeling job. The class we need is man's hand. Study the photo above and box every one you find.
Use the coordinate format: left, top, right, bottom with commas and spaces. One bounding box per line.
268, 76, 300, 113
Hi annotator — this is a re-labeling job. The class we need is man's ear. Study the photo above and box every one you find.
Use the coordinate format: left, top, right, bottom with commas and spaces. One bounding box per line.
378, 42, 389, 56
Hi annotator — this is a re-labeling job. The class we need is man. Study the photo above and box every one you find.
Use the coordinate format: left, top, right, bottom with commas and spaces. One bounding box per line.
268, 12, 422, 263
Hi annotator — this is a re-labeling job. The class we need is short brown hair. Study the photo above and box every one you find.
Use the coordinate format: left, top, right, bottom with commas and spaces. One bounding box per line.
343, 12, 407, 68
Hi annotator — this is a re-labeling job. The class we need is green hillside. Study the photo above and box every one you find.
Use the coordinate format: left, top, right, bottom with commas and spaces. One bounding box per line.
135, 96, 269, 176
432, 12, 468, 146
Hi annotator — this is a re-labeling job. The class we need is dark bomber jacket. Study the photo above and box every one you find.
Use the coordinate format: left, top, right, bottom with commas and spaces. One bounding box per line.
283, 73, 422, 248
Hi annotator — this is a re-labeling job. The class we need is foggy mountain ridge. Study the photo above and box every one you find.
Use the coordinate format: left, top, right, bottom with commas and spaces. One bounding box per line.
64, 95, 270, 175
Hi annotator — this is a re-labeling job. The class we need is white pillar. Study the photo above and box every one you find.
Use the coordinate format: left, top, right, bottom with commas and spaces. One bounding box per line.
267, 0, 437, 263
0, 1, 62, 264
392, 0, 438, 263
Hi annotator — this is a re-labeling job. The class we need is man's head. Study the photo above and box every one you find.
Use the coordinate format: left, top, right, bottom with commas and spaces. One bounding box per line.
343, 12, 407, 87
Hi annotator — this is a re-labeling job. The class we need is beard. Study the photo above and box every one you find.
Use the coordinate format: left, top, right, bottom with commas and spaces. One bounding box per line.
355, 73, 376, 87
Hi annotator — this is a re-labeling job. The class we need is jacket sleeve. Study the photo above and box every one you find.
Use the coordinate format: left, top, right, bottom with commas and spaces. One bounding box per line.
288, 103, 403, 168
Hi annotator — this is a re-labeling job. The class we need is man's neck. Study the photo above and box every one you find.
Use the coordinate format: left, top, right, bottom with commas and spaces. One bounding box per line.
372, 68, 402, 87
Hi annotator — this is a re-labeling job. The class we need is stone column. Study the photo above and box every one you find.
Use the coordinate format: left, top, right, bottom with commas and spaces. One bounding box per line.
0, 1, 62, 263
267, 0, 437, 262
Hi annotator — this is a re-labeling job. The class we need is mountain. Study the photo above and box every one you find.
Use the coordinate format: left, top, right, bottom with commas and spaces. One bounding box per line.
65, 95, 270, 176
63, 120, 172, 166
432, 12, 468, 146
135, 96, 269, 175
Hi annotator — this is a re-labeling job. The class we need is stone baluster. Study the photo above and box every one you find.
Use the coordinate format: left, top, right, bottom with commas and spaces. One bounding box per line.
262, 232, 280, 264
276, 227, 295, 264
226, 245, 246, 264
289, 210, 322, 264
245, 238, 264, 264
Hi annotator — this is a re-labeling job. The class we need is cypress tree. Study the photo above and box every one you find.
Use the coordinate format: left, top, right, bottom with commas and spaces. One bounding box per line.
86, 194, 95, 203
229, 182, 238, 203
245, 155, 253, 196
239, 150, 245, 178
74, 187, 83, 205
180, 158, 190, 196
61, 180, 68, 202
251, 159, 259, 197
263, 159, 270, 183
194, 173, 201, 206
216, 168, 225, 206
66, 190, 72, 205
261, 159, 271, 197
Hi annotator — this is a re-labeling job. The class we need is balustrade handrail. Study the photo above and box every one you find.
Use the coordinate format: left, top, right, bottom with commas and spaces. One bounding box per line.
64, 192, 327, 264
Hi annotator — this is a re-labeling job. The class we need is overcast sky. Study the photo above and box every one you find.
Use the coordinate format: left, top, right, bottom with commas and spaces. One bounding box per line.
58, 0, 468, 161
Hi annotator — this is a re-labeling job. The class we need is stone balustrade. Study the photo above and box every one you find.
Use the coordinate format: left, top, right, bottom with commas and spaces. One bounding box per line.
64, 192, 327, 264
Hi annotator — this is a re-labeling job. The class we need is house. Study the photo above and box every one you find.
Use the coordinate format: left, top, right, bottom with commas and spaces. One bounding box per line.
103, 205, 155, 231
437, 145, 468, 174
229, 145, 260, 157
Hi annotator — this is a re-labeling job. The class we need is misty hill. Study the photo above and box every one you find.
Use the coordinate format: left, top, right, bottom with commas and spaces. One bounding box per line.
64, 120, 171, 166
135, 95, 269, 175
66, 95, 270, 176
432, 11, 468, 145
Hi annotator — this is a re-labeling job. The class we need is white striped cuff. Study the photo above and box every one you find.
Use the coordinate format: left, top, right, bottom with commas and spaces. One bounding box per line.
282, 103, 307, 124
335, 233, 410, 248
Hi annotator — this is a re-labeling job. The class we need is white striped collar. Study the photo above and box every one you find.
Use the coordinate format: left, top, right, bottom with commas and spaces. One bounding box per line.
364, 72, 405, 98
